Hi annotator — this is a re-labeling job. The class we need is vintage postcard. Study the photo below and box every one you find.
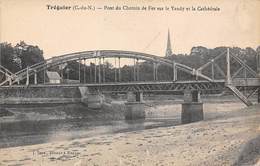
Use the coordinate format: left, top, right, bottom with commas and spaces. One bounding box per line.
0, 0, 260, 165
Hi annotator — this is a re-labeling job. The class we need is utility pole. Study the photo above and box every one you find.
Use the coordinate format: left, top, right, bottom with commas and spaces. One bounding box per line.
257, 47, 260, 103
257, 47, 260, 77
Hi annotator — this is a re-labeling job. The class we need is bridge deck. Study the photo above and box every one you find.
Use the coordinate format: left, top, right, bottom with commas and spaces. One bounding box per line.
0, 80, 225, 87
0, 79, 258, 94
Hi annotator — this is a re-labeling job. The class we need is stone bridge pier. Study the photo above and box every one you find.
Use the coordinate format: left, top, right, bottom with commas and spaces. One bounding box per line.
181, 90, 204, 124
258, 89, 260, 103
125, 91, 145, 120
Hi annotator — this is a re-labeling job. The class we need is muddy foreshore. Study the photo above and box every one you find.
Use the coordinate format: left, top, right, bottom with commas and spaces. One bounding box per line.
0, 94, 250, 123
0, 102, 126, 123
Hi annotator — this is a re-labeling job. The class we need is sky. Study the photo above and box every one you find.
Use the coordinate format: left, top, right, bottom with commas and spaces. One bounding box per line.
0, 0, 260, 61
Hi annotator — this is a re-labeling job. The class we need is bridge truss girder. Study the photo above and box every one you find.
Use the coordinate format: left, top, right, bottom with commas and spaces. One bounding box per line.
83, 81, 226, 93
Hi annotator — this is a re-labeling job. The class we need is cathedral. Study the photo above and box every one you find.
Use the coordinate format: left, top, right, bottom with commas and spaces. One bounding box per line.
165, 29, 173, 57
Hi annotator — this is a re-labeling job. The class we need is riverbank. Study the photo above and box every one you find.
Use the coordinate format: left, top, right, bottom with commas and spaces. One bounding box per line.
0, 103, 259, 165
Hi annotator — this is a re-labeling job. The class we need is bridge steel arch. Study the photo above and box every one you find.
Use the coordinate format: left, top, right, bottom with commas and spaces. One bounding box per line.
3, 50, 213, 85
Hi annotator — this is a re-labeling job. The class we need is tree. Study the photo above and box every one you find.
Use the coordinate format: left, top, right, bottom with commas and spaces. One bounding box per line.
0, 42, 21, 73
15, 41, 44, 69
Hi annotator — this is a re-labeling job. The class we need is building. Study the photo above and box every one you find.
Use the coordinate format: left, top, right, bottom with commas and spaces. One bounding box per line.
46, 71, 61, 84
165, 29, 173, 57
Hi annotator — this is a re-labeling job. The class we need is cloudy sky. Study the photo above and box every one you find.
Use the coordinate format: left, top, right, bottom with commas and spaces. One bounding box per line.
1, 0, 260, 60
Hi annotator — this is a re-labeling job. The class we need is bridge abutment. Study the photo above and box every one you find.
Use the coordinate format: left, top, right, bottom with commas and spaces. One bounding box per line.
78, 87, 105, 109
181, 90, 204, 124
125, 92, 145, 120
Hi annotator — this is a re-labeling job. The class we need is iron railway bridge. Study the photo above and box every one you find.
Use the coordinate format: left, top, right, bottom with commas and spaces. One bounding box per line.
0, 48, 259, 106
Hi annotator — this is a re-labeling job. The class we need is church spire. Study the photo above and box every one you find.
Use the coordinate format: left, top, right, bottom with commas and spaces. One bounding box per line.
165, 29, 173, 57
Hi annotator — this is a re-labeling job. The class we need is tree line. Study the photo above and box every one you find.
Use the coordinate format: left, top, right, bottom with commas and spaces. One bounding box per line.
0, 41, 259, 83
